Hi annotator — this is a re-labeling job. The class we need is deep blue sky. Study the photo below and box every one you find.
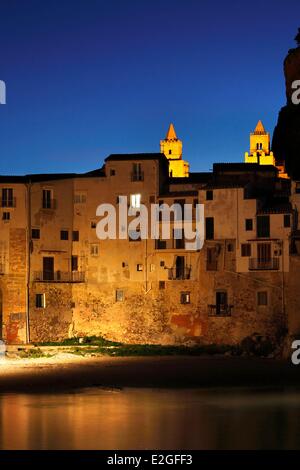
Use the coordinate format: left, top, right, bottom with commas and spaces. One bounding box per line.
0, 0, 299, 175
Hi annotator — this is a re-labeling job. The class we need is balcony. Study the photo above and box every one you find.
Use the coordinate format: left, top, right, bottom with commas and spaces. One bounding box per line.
33, 271, 85, 283
249, 258, 279, 270
0, 198, 16, 208
168, 266, 191, 280
131, 172, 144, 182
208, 304, 233, 317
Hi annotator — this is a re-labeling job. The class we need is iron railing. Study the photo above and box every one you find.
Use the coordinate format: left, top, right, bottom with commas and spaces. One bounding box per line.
33, 271, 85, 282
208, 304, 233, 317
168, 266, 191, 280
249, 258, 279, 270
131, 171, 144, 182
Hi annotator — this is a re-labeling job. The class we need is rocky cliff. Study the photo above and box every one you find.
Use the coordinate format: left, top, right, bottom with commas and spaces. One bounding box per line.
272, 29, 300, 179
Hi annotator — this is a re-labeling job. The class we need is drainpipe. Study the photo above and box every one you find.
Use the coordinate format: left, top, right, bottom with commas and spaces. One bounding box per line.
25, 181, 32, 344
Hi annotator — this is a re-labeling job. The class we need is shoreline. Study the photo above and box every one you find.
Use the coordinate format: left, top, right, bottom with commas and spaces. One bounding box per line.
0, 354, 299, 393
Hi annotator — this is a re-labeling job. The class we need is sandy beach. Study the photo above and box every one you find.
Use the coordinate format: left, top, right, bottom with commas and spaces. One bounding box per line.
0, 354, 299, 393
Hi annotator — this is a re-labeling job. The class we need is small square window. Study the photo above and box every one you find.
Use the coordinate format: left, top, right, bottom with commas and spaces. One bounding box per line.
241, 243, 251, 257
155, 240, 167, 249
284, 214, 291, 228
257, 291, 268, 306
60, 230, 69, 240
137, 264, 143, 272
159, 281, 165, 290
36, 293, 46, 309
91, 221, 96, 229
32, 228, 40, 239
2, 212, 10, 221
245, 219, 253, 231
110, 169, 116, 176
116, 289, 124, 302
122, 261, 128, 268
90, 244, 99, 256
160, 261, 165, 267
180, 292, 190, 304
72, 231, 79, 242
206, 190, 213, 201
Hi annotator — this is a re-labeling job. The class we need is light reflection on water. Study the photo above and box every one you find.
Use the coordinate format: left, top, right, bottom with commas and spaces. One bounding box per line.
1, 388, 300, 449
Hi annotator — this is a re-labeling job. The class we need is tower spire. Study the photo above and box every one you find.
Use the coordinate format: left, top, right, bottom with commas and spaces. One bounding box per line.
166, 123, 177, 140
254, 120, 266, 134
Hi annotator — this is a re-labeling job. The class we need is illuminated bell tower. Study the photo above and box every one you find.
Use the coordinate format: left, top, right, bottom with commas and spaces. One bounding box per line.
244, 120, 288, 178
160, 123, 189, 177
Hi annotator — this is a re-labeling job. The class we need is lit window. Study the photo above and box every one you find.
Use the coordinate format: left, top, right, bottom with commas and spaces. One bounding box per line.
130, 194, 141, 208
137, 264, 143, 271
36, 293, 46, 309
180, 292, 190, 304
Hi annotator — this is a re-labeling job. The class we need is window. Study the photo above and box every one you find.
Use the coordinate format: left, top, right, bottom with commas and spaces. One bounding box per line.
2, 212, 10, 221
160, 260, 165, 267
227, 243, 234, 252
257, 291, 268, 306
42, 189, 52, 209
205, 217, 214, 240
91, 221, 96, 229
122, 261, 128, 268
110, 169, 116, 176
206, 190, 213, 201
130, 194, 141, 208
169, 150, 172, 155
155, 239, 167, 249
129, 230, 141, 241
241, 243, 251, 257
60, 230, 69, 240
90, 244, 99, 256
284, 214, 291, 228
1, 188, 14, 208
36, 293, 46, 309
32, 228, 40, 239
116, 289, 124, 302
72, 231, 79, 242
256, 143, 263, 150
43, 257, 54, 281
159, 281, 165, 290
132, 163, 143, 181
257, 243, 271, 264
71, 256, 78, 272
245, 219, 253, 231
206, 247, 217, 271
180, 292, 190, 304
74, 193, 86, 204
257, 215, 270, 238
173, 228, 184, 249
137, 264, 143, 272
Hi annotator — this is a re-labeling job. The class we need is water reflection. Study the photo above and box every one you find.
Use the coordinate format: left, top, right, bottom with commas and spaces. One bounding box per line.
0, 388, 300, 449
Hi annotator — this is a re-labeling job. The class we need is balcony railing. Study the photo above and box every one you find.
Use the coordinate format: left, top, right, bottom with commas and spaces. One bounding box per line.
249, 258, 279, 270
0, 197, 16, 208
33, 271, 85, 282
168, 266, 191, 280
131, 172, 144, 182
208, 304, 233, 317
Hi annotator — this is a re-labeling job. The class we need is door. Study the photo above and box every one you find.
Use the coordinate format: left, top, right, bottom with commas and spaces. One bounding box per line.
257, 243, 271, 268
216, 291, 227, 315
175, 256, 185, 279
43, 257, 54, 281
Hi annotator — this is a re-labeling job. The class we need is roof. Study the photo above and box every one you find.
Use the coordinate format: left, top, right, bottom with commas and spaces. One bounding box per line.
0, 168, 106, 184
165, 123, 177, 140
105, 153, 168, 163
213, 163, 278, 174
170, 172, 211, 184
254, 120, 266, 134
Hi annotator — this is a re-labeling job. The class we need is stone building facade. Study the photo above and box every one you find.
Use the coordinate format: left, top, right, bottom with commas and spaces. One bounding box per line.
0, 126, 300, 345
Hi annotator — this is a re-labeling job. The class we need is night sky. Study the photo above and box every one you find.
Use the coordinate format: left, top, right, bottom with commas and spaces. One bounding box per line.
0, 0, 299, 175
